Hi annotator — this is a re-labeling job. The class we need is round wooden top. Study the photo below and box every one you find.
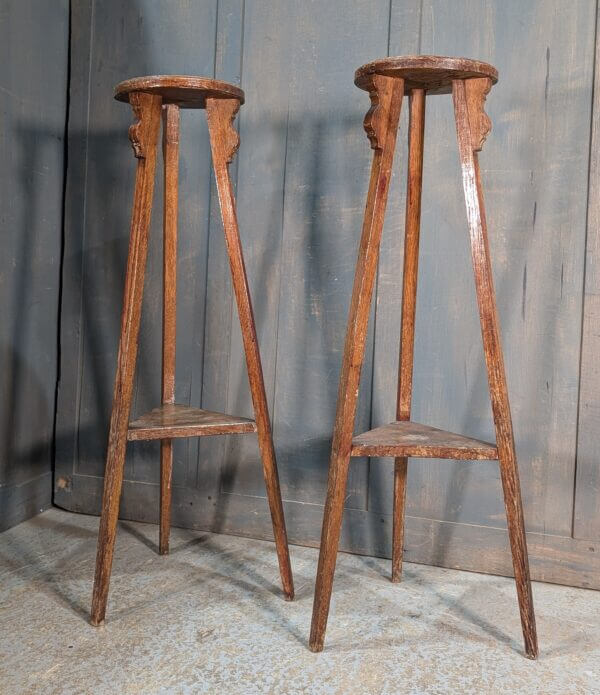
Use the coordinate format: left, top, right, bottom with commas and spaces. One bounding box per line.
355, 55, 498, 95
114, 75, 244, 108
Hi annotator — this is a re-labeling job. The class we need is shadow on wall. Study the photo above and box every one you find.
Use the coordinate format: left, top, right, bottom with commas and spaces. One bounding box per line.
0, 122, 65, 528
57, 104, 369, 528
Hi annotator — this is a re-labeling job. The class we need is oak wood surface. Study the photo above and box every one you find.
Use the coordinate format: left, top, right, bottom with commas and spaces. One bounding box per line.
574, 1, 600, 540
452, 77, 537, 658
91, 76, 294, 624
159, 103, 179, 555
365, 0, 595, 550
309, 74, 405, 652
115, 75, 245, 108
355, 55, 498, 94
392, 88, 425, 583
128, 404, 257, 441
91, 91, 163, 626
352, 421, 498, 459
57, 0, 600, 609
311, 62, 537, 659
206, 95, 294, 601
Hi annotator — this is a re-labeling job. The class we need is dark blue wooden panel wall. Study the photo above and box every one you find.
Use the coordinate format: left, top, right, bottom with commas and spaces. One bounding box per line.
55, 0, 600, 587
0, 0, 69, 530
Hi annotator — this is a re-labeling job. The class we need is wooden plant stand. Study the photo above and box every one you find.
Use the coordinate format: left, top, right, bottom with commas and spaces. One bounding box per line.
309, 56, 537, 659
90, 76, 294, 626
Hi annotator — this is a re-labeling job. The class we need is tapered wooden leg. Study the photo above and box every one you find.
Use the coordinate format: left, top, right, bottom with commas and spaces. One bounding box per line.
392, 88, 425, 583
159, 104, 180, 556
90, 92, 163, 626
309, 75, 404, 652
453, 78, 538, 659
205, 97, 294, 600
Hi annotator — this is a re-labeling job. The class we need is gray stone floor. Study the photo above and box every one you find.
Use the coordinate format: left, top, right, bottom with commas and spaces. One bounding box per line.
1, 509, 599, 694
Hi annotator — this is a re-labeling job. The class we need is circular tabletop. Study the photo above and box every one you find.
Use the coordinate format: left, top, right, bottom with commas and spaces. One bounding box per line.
114, 75, 245, 108
355, 56, 498, 95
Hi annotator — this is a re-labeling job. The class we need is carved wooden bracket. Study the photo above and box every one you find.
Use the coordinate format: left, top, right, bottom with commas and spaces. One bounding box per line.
363, 74, 387, 150
465, 77, 492, 152
206, 97, 242, 163
362, 74, 403, 151
128, 92, 148, 159
127, 92, 163, 159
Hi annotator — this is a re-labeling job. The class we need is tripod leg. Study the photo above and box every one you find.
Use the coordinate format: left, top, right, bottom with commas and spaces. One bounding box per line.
91, 92, 162, 625
310, 75, 405, 651
206, 96, 294, 600
453, 77, 538, 659
393, 88, 425, 583
159, 103, 180, 556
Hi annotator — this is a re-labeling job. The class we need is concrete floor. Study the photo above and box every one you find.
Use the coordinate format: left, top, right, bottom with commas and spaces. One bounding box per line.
1, 510, 599, 694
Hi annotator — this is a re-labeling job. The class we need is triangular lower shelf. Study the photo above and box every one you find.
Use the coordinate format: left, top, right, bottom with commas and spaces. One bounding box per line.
351, 421, 498, 460
127, 403, 257, 441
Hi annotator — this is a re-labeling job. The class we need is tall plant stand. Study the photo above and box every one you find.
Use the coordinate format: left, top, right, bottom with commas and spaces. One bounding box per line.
90, 76, 294, 626
309, 56, 537, 659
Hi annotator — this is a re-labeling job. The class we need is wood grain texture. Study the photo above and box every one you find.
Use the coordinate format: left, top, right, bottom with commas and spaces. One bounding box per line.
215, 1, 288, 504
309, 75, 405, 653
453, 77, 537, 658
352, 420, 498, 459
369, 0, 596, 547
393, 88, 425, 583
574, 1, 600, 541
267, 0, 390, 513
54, 2, 201, 504
91, 91, 163, 626
195, 0, 246, 512
206, 96, 294, 600
355, 55, 498, 94
465, 77, 493, 152
92, 76, 294, 622
159, 103, 179, 554
128, 404, 256, 441
115, 75, 245, 107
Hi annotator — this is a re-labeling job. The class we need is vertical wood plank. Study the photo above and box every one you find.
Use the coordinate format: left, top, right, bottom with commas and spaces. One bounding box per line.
195, 0, 245, 514
91, 91, 163, 625
368, 0, 422, 523
0, 0, 69, 527
574, 2, 600, 541
54, 0, 95, 512
269, 0, 391, 513
216, 0, 293, 501
159, 103, 180, 554
206, 95, 293, 597
59, 1, 219, 492
453, 78, 537, 658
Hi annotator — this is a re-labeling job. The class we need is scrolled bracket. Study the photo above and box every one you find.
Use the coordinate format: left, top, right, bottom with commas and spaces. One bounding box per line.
206, 97, 242, 164
362, 74, 403, 151
363, 74, 387, 150
128, 92, 148, 159
465, 77, 493, 152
